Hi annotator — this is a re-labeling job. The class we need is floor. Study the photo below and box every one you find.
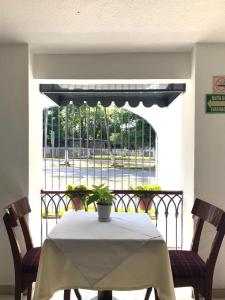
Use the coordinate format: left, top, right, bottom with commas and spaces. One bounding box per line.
52, 288, 193, 300
53, 288, 221, 300
0, 288, 223, 300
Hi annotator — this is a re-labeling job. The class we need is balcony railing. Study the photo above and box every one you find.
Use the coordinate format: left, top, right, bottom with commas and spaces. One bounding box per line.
41, 190, 183, 249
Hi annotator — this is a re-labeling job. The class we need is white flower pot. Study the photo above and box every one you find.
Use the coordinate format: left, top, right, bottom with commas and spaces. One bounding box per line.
97, 204, 112, 222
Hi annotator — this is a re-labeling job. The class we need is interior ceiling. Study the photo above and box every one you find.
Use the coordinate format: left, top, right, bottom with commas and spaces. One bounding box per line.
0, 0, 225, 53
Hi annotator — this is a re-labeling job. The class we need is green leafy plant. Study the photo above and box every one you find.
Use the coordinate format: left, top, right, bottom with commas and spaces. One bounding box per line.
66, 184, 88, 199
133, 184, 161, 193
131, 184, 161, 210
87, 184, 115, 206
66, 184, 88, 210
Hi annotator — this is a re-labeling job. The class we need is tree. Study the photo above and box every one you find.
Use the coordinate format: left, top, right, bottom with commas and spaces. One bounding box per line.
43, 104, 156, 151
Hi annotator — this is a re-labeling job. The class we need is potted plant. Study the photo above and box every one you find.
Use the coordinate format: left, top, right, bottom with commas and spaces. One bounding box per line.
87, 184, 115, 222
132, 184, 161, 210
66, 184, 88, 211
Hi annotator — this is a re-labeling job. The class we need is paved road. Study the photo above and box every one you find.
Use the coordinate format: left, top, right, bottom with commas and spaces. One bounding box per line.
43, 159, 156, 189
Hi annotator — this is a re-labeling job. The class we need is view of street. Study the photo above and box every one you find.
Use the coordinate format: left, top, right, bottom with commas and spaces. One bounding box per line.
42, 158, 156, 190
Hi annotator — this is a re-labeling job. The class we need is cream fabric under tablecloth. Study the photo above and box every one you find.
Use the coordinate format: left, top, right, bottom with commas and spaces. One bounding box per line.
33, 212, 175, 300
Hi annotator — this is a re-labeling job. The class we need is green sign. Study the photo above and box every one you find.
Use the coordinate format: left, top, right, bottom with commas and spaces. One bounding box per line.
206, 94, 225, 113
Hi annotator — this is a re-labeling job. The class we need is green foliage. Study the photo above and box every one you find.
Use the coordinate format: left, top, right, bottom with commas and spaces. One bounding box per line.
87, 184, 115, 206
43, 104, 156, 149
67, 184, 88, 191
109, 132, 121, 145
66, 184, 88, 202
131, 184, 161, 199
132, 184, 161, 191
42, 208, 65, 219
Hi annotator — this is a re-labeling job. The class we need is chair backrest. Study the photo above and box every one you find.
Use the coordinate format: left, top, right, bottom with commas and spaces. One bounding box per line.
191, 198, 225, 275
11, 197, 33, 250
3, 197, 33, 273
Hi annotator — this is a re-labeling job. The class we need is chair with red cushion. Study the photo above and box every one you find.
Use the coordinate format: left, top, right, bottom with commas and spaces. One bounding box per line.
4, 197, 81, 300
144, 198, 225, 300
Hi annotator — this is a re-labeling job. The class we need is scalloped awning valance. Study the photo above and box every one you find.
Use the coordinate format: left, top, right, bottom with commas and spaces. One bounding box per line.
40, 83, 186, 108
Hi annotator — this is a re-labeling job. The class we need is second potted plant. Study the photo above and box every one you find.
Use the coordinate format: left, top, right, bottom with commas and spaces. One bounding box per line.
87, 184, 115, 222
132, 184, 161, 210
66, 184, 88, 211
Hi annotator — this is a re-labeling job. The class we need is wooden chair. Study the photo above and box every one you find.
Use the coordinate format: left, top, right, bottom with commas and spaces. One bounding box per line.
3, 197, 81, 300
144, 198, 225, 300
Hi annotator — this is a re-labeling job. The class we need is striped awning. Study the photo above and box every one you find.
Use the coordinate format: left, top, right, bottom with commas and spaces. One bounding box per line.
40, 83, 186, 108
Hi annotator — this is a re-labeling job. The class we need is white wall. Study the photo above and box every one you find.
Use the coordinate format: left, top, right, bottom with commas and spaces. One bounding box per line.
0, 44, 29, 286
33, 52, 191, 80
29, 55, 43, 247
125, 94, 183, 190
194, 43, 225, 288
181, 76, 195, 249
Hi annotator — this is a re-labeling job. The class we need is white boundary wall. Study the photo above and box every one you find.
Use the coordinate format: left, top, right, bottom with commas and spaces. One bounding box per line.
0, 45, 29, 286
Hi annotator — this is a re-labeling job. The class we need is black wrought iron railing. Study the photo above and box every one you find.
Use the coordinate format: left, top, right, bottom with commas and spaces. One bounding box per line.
41, 190, 183, 249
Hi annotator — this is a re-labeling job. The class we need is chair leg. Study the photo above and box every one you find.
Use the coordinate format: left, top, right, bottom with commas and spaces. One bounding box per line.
27, 284, 32, 300
14, 281, 21, 300
64, 289, 71, 300
154, 288, 159, 300
203, 279, 212, 300
74, 289, 82, 300
144, 288, 152, 300
204, 286, 212, 300
205, 293, 212, 300
193, 288, 199, 300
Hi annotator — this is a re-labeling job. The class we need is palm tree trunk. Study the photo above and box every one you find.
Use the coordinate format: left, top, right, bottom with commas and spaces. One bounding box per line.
103, 108, 115, 165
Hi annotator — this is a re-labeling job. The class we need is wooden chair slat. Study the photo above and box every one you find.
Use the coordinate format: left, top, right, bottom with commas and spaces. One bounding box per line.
192, 198, 224, 228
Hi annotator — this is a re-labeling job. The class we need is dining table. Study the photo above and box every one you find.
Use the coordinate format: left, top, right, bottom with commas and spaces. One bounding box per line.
33, 211, 175, 300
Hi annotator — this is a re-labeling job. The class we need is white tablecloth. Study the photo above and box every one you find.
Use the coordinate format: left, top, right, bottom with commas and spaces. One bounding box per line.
34, 212, 175, 300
